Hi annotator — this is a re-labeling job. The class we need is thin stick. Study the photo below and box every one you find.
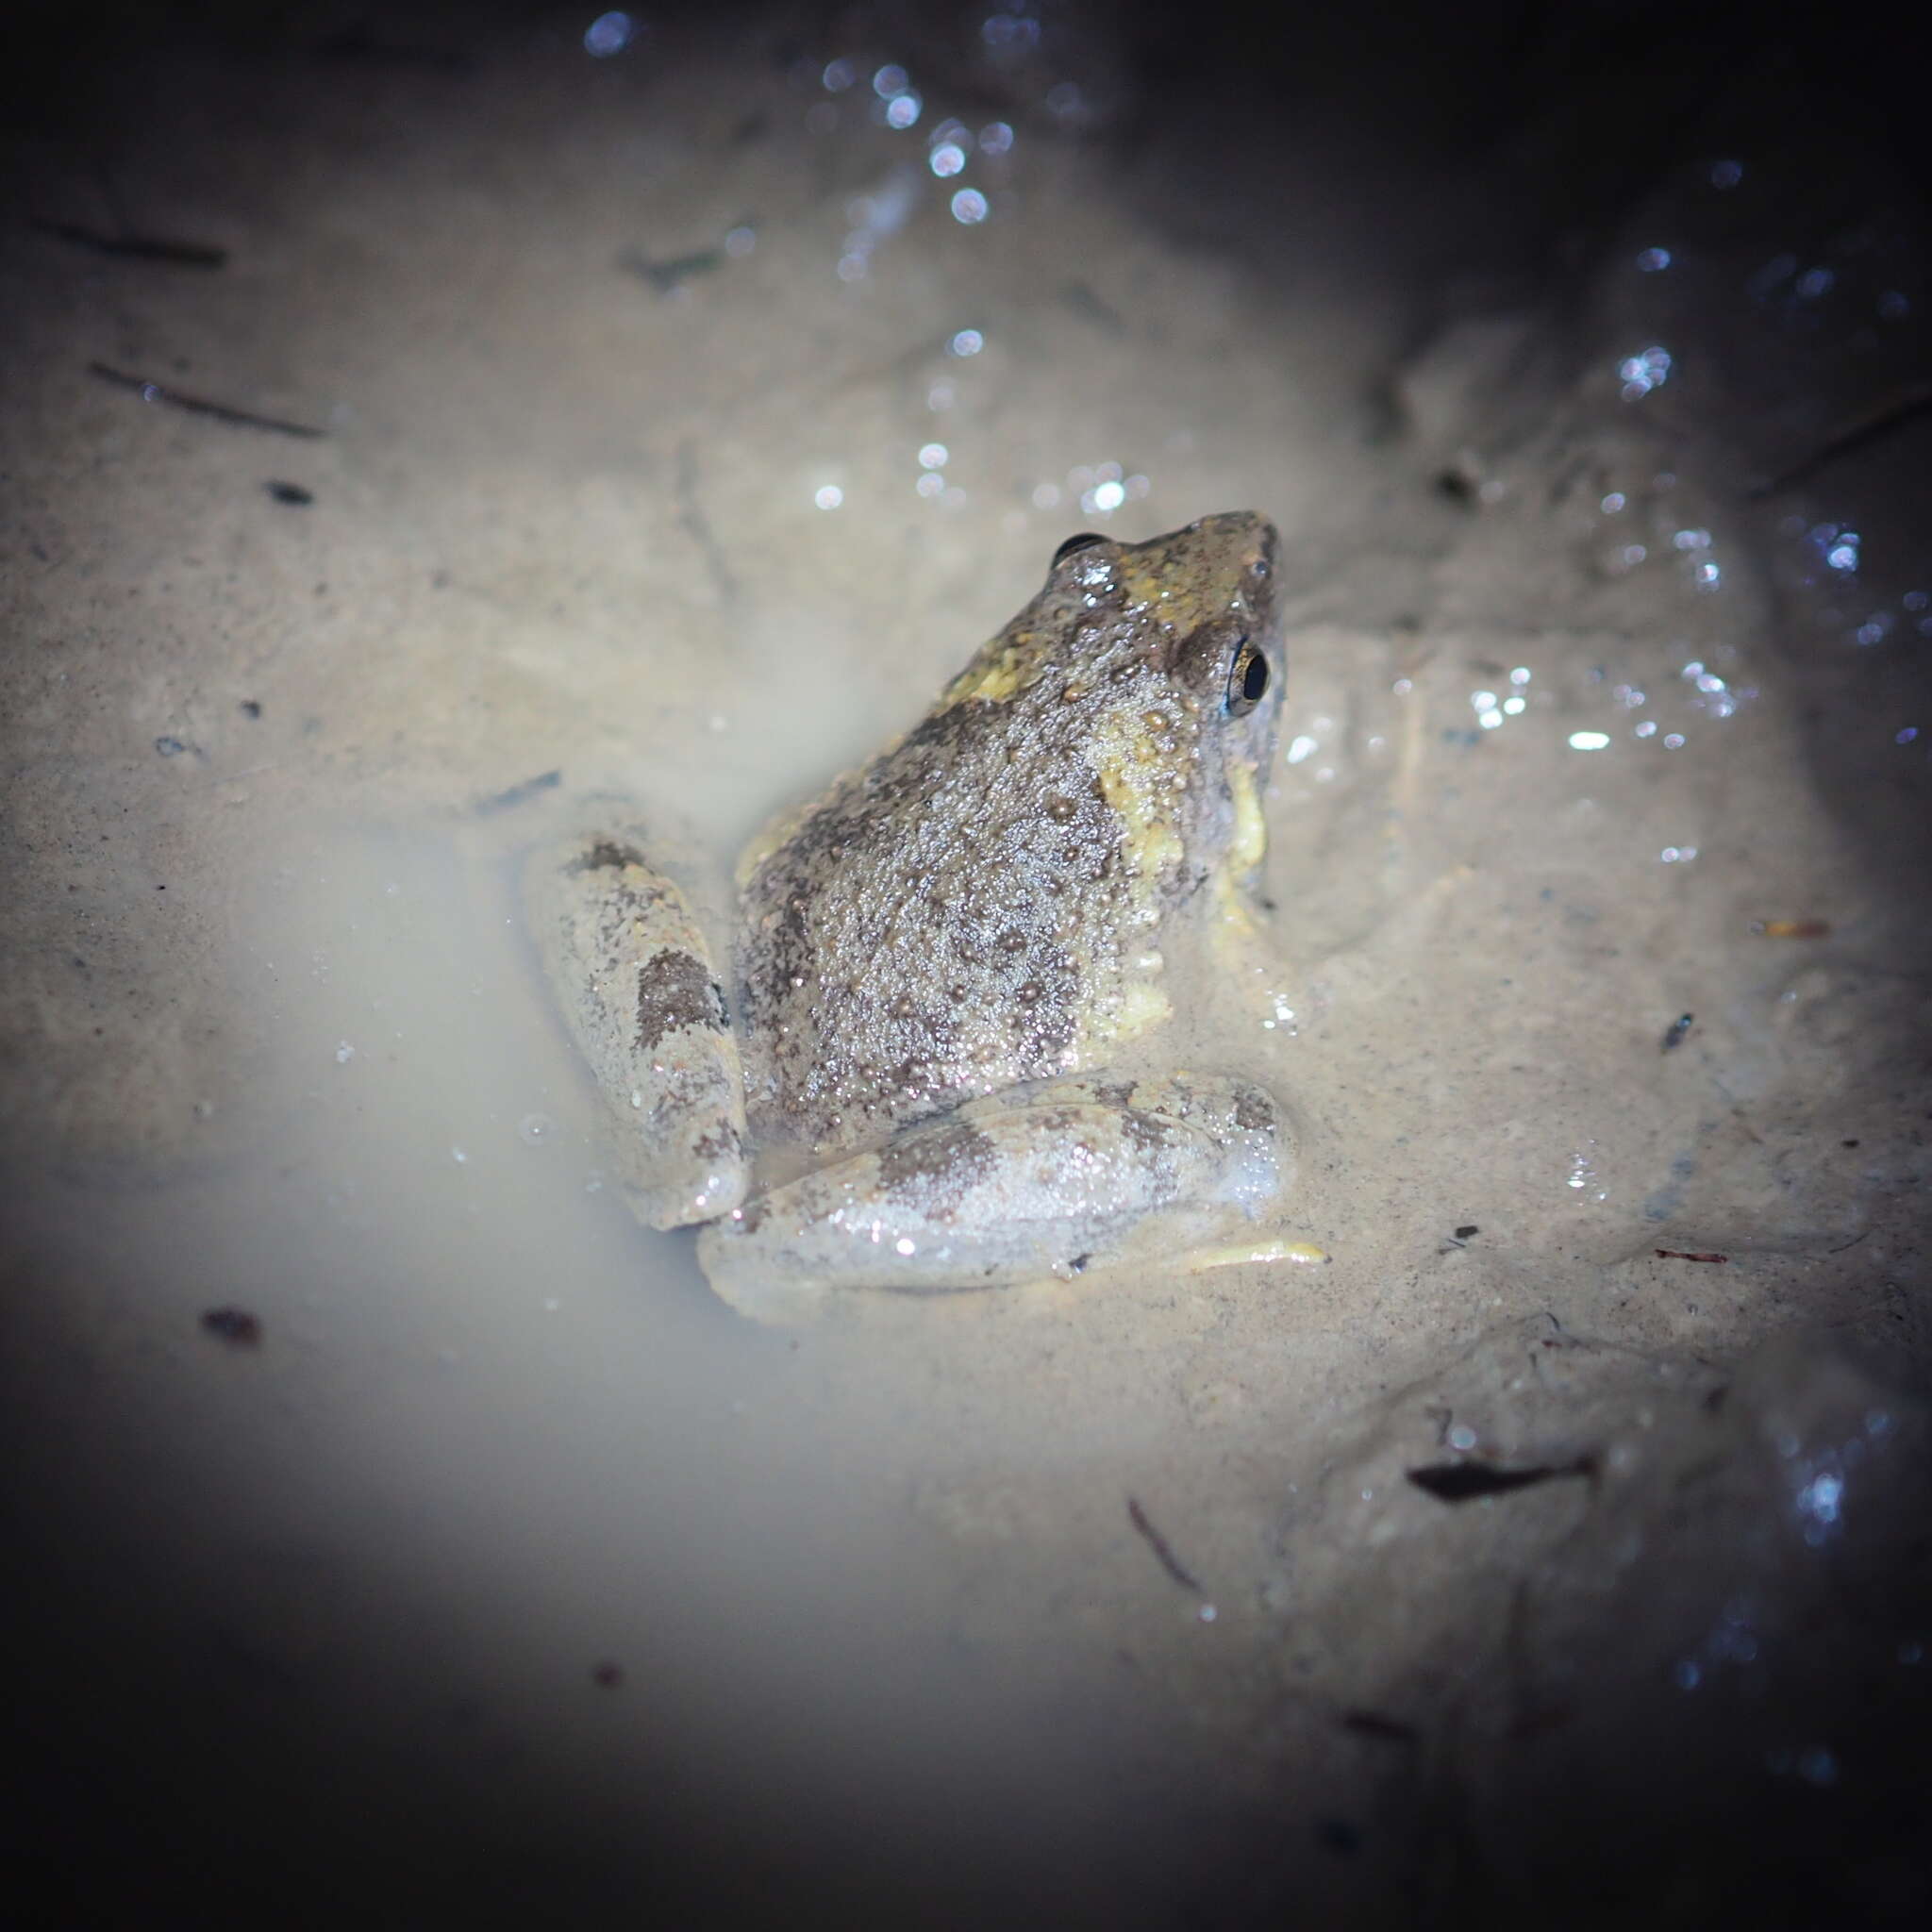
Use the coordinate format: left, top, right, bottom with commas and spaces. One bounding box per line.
88, 361, 325, 439
1126, 1496, 1203, 1593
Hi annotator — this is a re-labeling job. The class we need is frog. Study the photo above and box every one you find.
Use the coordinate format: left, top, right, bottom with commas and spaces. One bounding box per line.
526, 512, 1295, 1321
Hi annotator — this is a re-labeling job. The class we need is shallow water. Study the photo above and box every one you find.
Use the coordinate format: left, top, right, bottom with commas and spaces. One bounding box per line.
4, 3, 1929, 1921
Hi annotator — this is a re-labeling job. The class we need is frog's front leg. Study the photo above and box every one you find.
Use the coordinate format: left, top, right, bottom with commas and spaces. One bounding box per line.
525, 834, 750, 1228
697, 1073, 1292, 1321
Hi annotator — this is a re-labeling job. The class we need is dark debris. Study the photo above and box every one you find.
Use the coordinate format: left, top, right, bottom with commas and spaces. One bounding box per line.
201, 1307, 262, 1347
1406, 1458, 1591, 1504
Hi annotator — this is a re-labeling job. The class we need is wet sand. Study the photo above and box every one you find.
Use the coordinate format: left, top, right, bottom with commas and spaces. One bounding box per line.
4, 4, 1929, 1923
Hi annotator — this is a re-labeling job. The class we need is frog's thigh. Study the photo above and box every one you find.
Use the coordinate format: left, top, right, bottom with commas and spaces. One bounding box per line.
525, 834, 749, 1228
697, 1073, 1291, 1320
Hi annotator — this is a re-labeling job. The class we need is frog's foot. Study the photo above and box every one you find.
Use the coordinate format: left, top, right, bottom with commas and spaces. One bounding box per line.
525, 833, 749, 1228
696, 1072, 1291, 1321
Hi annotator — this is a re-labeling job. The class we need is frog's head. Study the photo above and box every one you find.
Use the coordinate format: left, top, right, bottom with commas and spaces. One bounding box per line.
1019, 512, 1286, 899
1058, 508, 1283, 752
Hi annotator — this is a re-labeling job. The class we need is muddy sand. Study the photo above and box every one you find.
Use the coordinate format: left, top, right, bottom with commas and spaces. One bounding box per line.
4, 5, 1928, 1923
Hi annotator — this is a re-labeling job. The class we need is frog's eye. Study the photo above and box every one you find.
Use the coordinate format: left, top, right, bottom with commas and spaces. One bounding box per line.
1225, 637, 1270, 716
1052, 531, 1108, 567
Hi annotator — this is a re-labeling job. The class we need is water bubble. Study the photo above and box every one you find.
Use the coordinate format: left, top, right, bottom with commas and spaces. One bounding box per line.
1795, 1469, 1843, 1529
334, 1040, 356, 1064
518, 1113, 557, 1147
950, 189, 989, 225
1618, 344, 1673, 401
981, 15, 1040, 52
583, 11, 636, 58
1045, 81, 1086, 124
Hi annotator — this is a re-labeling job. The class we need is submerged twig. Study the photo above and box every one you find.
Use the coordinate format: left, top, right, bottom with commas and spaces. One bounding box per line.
88, 361, 326, 439
1748, 381, 1932, 497
1126, 1496, 1203, 1593
33, 219, 227, 268
619, 246, 725, 296
476, 769, 562, 816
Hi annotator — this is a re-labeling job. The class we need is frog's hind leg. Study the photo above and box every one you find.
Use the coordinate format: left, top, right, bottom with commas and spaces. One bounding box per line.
697, 1072, 1292, 1321
525, 834, 749, 1229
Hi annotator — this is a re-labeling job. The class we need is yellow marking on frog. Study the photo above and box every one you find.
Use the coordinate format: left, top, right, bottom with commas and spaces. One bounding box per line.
1210, 759, 1270, 939
1091, 708, 1184, 883
1063, 954, 1171, 1064
1188, 1238, 1330, 1272
941, 632, 1033, 706
1111, 979, 1172, 1040
1228, 758, 1267, 873
1119, 554, 1230, 627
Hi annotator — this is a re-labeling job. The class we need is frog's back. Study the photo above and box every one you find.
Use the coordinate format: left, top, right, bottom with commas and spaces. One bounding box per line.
737, 512, 1282, 1155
